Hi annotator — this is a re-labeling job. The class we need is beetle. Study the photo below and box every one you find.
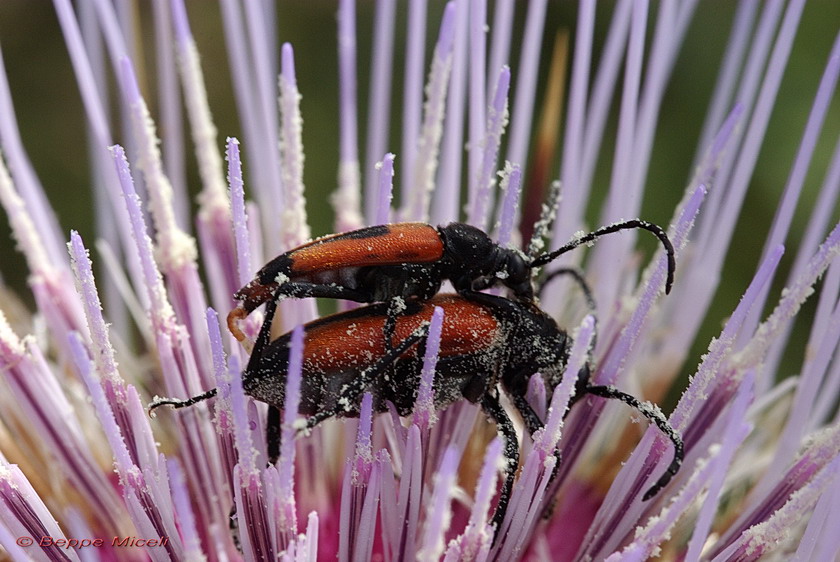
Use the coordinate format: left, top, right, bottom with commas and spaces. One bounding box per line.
152, 292, 683, 527
226, 220, 676, 340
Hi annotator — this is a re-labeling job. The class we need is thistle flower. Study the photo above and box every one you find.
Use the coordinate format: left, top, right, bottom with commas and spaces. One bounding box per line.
1, 2, 839, 561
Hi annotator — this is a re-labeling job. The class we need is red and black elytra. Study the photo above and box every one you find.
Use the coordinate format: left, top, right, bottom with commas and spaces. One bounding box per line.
227, 220, 676, 340
152, 292, 684, 527
230, 223, 446, 320
300, 294, 498, 384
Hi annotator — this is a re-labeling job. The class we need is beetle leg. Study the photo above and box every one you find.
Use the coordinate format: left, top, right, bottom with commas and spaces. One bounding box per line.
509, 392, 545, 436
229, 505, 242, 553
277, 281, 371, 302
480, 393, 519, 536
267, 406, 281, 464
583, 384, 684, 501
247, 296, 279, 371
509, 389, 564, 521
458, 290, 521, 316
257, 300, 282, 464
229, 283, 375, 340
298, 322, 431, 434
381, 297, 402, 352
228, 284, 287, 342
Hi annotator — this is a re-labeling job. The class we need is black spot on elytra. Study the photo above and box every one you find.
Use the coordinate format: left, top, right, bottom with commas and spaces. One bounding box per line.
332, 225, 391, 241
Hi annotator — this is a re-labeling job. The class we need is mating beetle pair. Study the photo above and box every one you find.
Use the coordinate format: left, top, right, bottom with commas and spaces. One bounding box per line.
153, 219, 683, 528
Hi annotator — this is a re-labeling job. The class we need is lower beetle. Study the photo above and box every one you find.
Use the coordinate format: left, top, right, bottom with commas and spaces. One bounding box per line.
227, 220, 675, 340
153, 293, 683, 527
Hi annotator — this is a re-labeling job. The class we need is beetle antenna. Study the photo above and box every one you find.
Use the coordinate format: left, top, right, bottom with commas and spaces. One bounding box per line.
151, 298, 281, 418
583, 384, 683, 500
530, 220, 676, 294
148, 388, 219, 414
538, 267, 598, 354
538, 267, 595, 308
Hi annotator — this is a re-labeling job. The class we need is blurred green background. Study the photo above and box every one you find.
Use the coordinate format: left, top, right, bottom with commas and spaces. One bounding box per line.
0, 2, 838, 405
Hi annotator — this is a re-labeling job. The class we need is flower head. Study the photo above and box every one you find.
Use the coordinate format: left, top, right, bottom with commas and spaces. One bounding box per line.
1, 1, 840, 560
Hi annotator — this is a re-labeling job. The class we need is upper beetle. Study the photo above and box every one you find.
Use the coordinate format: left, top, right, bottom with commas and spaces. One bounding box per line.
153, 292, 683, 528
227, 220, 675, 340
